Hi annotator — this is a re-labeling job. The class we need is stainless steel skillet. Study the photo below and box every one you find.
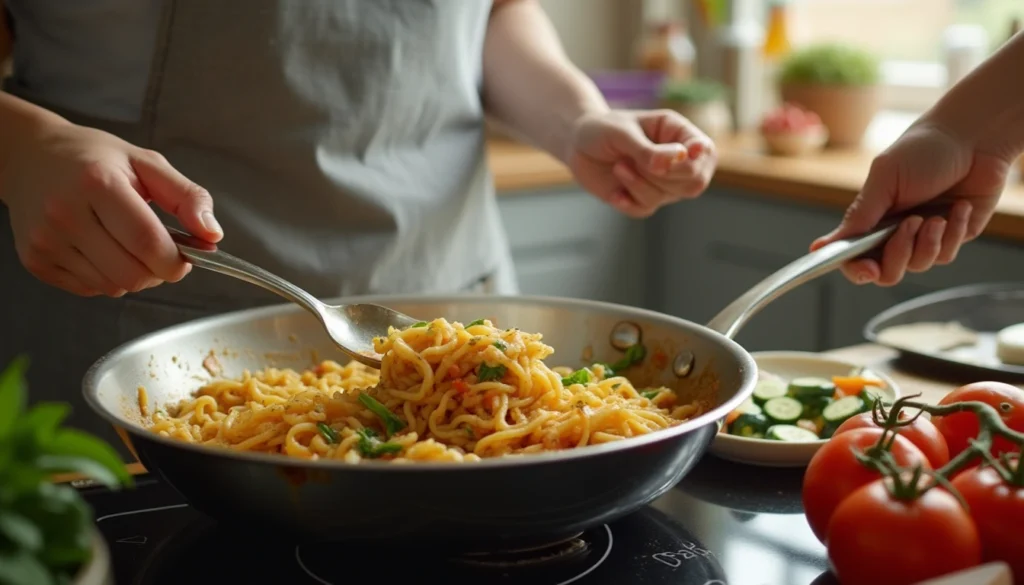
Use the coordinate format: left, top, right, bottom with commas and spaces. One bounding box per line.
82, 209, 933, 551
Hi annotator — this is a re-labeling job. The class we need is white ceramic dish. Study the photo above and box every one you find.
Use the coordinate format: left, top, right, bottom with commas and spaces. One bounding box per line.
710, 351, 901, 468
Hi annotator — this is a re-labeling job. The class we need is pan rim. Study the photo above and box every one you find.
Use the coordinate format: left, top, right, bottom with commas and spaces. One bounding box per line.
83, 293, 757, 472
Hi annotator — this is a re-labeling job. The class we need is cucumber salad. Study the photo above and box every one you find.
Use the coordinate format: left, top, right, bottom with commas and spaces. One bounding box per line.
723, 369, 889, 442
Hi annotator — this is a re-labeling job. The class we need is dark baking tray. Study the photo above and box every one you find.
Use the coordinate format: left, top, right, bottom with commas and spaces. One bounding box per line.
864, 282, 1024, 381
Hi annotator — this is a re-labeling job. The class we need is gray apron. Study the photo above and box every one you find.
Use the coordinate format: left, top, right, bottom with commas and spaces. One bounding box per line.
0, 0, 517, 459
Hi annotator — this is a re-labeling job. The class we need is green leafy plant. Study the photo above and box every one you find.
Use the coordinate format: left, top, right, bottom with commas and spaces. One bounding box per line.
659, 78, 728, 104
778, 43, 880, 86
0, 357, 132, 585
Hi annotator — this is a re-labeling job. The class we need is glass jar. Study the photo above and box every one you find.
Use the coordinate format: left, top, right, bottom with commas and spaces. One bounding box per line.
636, 22, 696, 81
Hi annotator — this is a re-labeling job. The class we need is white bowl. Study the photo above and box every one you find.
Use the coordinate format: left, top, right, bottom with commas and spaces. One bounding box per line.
709, 351, 901, 468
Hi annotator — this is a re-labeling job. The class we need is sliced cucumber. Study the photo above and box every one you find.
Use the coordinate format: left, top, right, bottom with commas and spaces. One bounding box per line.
762, 396, 803, 425
859, 387, 889, 409
734, 397, 762, 416
730, 412, 770, 438
823, 395, 869, 427
788, 377, 836, 401
766, 424, 820, 442
753, 378, 788, 405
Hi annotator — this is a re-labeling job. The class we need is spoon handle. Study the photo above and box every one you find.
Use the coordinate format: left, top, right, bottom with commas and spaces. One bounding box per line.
166, 226, 325, 317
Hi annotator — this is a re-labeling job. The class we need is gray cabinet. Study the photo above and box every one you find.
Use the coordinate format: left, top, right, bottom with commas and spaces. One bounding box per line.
497, 187, 652, 308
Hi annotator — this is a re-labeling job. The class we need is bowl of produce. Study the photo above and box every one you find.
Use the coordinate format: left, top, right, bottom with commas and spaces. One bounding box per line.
760, 102, 829, 157
710, 351, 900, 467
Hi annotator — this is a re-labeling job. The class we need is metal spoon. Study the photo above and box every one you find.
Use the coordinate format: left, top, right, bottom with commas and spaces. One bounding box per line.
166, 226, 419, 368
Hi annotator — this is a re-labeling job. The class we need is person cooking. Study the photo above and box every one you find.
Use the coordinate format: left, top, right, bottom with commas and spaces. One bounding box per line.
0, 0, 716, 451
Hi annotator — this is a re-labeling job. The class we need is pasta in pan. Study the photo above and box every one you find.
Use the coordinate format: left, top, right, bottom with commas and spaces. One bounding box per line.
144, 318, 708, 463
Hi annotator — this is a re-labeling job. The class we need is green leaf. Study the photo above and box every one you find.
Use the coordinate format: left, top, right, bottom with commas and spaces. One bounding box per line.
355, 428, 403, 458
605, 344, 648, 373
34, 456, 121, 490
466, 319, 486, 328
641, 390, 661, 400
0, 550, 54, 585
0, 356, 29, 440
316, 423, 338, 444
39, 429, 132, 489
0, 512, 43, 552
0, 463, 48, 502
493, 340, 507, 351
12, 403, 70, 451
477, 363, 506, 382
357, 394, 406, 437
561, 369, 591, 387
410, 321, 428, 328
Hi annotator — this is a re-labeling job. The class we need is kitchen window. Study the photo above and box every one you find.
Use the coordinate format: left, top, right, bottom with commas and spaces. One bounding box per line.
786, 0, 1021, 112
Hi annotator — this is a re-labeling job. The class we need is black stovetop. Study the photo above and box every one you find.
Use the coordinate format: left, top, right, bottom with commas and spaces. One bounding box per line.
78, 456, 838, 585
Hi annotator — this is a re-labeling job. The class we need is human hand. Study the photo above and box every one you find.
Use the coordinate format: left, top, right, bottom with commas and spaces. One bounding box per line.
566, 109, 716, 218
0, 121, 222, 297
811, 120, 1009, 286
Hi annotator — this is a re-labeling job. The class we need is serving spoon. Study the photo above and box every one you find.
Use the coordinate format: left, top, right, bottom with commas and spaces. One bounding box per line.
166, 226, 419, 368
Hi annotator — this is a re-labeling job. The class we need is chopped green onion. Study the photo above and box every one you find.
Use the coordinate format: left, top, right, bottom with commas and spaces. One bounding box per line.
561, 368, 590, 387
477, 363, 507, 382
355, 428, 403, 458
606, 344, 648, 373
357, 393, 406, 436
316, 422, 339, 443
467, 319, 486, 327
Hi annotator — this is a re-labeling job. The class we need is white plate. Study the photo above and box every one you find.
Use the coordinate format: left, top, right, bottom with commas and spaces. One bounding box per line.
709, 351, 901, 468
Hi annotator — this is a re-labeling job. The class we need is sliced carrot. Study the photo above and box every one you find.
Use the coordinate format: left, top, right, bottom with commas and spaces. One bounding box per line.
725, 409, 743, 425
832, 376, 884, 396
453, 379, 470, 394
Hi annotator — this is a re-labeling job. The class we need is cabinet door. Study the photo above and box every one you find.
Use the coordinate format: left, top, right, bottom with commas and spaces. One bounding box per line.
497, 188, 651, 307
656, 189, 840, 351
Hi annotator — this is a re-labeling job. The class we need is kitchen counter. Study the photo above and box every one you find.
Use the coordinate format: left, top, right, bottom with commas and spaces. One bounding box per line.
487, 135, 1024, 242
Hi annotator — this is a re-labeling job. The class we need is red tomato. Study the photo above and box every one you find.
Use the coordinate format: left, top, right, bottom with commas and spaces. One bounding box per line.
932, 382, 1024, 459
827, 479, 982, 585
802, 428, 930, 543
832, 411, 950, 468
950, 463, 1024, 581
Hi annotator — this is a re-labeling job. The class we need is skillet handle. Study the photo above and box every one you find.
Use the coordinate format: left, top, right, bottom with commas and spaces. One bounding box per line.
705, 204, 952, 339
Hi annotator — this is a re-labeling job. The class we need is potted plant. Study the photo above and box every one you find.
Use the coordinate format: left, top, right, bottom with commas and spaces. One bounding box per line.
777, 43, 881, 147
659, 78, 733, 140
0, 357, 132, 585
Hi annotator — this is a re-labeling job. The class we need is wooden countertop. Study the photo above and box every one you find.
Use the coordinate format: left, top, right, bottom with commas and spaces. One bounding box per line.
487, 135, 1024, 243
52, 342, 971, 483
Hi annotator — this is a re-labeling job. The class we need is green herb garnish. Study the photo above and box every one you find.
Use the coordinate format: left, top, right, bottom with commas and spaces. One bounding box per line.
561, 368, 590, 387
316, 423, 338, 443
467, 319, 486, 327
641, 390, 661, 400
410, 321, 428, 328
605, 344, 648, 373
477, 363, 507, 382
355, 428, 403, 458
464, 427, 475, 438
357, 393, 406, 436
493, 340, 508, 351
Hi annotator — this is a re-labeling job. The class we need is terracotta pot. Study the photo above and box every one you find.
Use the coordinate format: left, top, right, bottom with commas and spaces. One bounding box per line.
662, 99, 733, 140
779, 84, 880, 148
73, 530, 113, 585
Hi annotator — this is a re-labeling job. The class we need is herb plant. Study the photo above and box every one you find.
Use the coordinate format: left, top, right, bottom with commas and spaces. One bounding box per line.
0, 357, 132, 585
778, 43, 880, 86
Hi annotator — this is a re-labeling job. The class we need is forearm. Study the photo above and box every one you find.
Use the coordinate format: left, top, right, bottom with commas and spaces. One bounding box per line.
482, 0, 608, 163
926, 32, 1024, 162
0, 92, 69, 188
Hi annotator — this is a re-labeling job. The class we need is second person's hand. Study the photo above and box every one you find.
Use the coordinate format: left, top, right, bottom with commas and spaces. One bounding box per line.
0, 120, 222, 297
811, 119, 1009, 287
566, 109, 717, 218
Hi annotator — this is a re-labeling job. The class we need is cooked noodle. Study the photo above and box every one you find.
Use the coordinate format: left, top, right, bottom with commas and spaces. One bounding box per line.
144, 318, 708, 463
